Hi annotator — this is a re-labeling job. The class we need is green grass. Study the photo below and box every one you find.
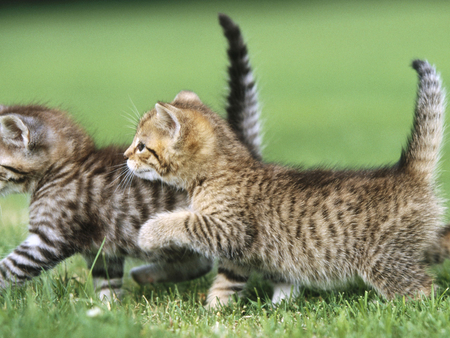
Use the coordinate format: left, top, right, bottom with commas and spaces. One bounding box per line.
1, 0, 450, 336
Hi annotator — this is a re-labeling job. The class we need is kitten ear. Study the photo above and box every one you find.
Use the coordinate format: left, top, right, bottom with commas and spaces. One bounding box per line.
173, 91, 202, 104
0, 105, 6, 112
0, 115, 30, 147
155, 103, 181, 137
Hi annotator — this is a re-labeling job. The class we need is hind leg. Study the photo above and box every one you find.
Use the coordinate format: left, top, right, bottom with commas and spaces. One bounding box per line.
272, 282, 301, 304
206, 260, 250, 309
362, 254, 432, 299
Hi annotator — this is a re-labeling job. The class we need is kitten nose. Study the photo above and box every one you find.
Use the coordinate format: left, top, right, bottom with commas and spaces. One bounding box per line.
124, 147, 133, 159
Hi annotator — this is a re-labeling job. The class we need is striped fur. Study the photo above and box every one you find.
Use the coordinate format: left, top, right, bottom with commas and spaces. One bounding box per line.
130, 60, 446, 307
0, 14, 264, 298
0, 119, 198, 295
399, 60, 446, 182
219, 13, 263, 161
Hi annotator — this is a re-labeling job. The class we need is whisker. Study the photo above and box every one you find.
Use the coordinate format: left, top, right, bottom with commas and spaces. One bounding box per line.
112, 168, 129, 190
122, 111, 138, 125
128, 96, 142, 121
127, 174, 135, 195
113, 166, 134, 193
122, 111, 139, 129
120, 169, 134, 194
109, 162, 128, 169
110, 167, 129, 175
123, 168, 135, 188
110, 167, 127, 174
117, 169, 129, 190
108, 164, 128, 174
122, 107, 139, 123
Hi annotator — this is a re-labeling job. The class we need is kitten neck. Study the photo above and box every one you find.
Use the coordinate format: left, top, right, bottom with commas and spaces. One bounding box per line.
184, 145, 256, 194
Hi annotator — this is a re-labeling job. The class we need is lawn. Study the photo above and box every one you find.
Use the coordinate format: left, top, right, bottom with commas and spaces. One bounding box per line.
1, 0, 450, 336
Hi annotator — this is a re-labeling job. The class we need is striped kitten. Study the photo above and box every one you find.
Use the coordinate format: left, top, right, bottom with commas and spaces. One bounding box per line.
130, 13, 264, 286
128, 60, 446, 307
0, 14, 261, 299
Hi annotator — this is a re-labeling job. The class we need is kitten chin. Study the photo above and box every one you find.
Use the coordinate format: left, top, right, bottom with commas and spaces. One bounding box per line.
126, 159, 161, 181
138, 170, 162, 181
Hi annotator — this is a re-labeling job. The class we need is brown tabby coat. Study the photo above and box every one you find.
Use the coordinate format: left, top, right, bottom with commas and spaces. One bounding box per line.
127, 60, 446, 307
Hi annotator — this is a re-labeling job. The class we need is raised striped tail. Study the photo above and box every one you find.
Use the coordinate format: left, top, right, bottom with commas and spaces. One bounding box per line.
219, 13, 263, 161
399, 60, 446, 183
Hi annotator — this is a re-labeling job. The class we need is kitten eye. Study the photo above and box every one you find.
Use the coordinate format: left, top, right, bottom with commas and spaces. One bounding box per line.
137, 142, 145, 152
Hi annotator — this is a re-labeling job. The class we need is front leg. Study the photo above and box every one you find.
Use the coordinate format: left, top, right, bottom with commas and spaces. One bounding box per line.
206, 260, 250, 308
138, 210, 196, 253
0, 231, 77, 289
130, 250, 213, 285
84, 254, 124, 301
138, 210, 249, 259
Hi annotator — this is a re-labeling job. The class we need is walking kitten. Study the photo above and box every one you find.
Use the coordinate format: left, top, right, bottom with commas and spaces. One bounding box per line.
130, 13, 264, 286
128, 60, 446, 307
0, 13, 262, 299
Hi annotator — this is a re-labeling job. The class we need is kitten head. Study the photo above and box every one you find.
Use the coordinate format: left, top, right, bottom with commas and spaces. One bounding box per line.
125, 91, 248, 189
0, 105, 94, 196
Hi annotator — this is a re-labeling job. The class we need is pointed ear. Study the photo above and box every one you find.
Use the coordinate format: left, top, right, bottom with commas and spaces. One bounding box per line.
173, 90, 202, 104
155, 103, 181, 137
0, 115, 30, 147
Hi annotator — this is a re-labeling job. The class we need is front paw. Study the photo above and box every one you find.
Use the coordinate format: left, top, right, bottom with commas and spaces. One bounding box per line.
138, 220, 168, 252
130, 264, 165, 285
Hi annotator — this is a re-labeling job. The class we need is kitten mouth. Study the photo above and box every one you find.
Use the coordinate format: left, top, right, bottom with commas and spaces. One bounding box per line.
0, 175, 26, 184
132, 168, 162, 182
8, 177, 26, 184
128, 167, 145, 176
132, 168, 151, 175
126, 161, 153, 176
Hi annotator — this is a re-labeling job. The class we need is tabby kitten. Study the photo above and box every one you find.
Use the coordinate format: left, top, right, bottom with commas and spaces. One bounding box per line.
130, 13, 264, 285
0, 13, 261, 299
127, 60, 446, 307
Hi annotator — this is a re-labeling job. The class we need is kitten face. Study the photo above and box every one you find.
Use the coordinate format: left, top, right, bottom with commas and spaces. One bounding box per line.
0, 106, 84, 197
125, 94, 216, 188
0, 114, 38, 195
125, 106, 178, 182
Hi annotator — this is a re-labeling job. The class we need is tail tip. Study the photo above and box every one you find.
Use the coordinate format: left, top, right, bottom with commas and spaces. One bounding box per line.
218, 13, 238, 31
411, 59, 435, 76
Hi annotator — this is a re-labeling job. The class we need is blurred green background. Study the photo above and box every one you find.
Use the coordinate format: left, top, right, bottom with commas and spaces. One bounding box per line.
1, 0, 450, 222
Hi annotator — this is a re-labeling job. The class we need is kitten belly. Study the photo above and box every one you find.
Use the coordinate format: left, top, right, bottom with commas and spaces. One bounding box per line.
245, 245, 358, 290
261, 264, 356, 290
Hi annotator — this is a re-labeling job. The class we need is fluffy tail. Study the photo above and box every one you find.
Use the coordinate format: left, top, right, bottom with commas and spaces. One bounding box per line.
219, 13, 263, 161
399, 60, 446, 183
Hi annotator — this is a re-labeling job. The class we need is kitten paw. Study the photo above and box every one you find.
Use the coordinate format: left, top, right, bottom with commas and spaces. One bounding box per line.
138, 219, 170, 252
130, 264, 164, 285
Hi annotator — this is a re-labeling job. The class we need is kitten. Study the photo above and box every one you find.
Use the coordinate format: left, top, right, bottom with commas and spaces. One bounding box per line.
130, 13, 264, 286
128, 60, 446, 308
0, 13, 262, 299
